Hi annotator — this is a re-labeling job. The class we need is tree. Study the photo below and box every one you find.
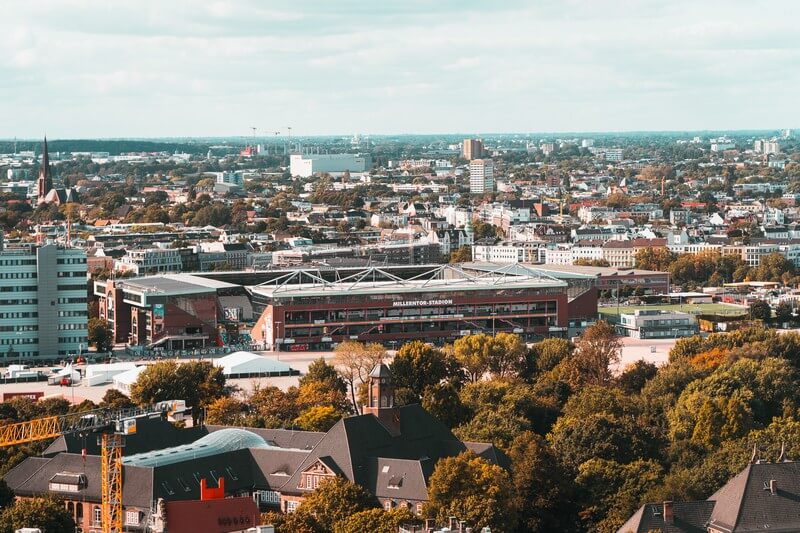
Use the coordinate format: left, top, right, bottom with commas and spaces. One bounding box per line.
335, 508, 415, 533
292, 477, 378, 532
249, 385, 299, 428
490, 333, 526, 378
775, 301, 793, 324
0, 497, 75, 533
508, 432, 579, 533
294, 405, 342, 432
573, 258, 611, 267
206, 397, 247, 426
87, 317, 113, 353
130, 361, 228, 423
618, 359, 658, 394
0, 480, 13, 511
635, 247, 677, 271
449, 246, 472, 263
749, 299, 771, 321
300, 358, 348, 396
390, 341, 455, 402
99, 388, 134, 410
453, 405, 530, 450
424, 452, 516, 532
452, 333, 495, 382
421, 383, 469, 428
333, 341, 386, 414
557, 321, 621, 388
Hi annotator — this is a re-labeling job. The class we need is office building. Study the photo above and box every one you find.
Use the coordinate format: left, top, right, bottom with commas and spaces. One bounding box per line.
469, 159, 494, 194
289, 153, 372, 178
0, 243, 88, 363
462, 138, 484, 160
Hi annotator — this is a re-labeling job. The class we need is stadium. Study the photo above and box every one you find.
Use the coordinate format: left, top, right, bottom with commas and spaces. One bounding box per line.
249, 263, 598, 350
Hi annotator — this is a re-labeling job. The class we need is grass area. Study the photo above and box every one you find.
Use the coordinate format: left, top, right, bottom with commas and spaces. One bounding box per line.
598, 303, 747, 319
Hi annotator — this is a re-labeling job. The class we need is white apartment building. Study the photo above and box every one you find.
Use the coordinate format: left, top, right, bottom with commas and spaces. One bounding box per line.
119, 248, 182, 274
469, 159, 494, 194
472, 242, 541, 263
0, 244, 88, 362
289, 153, 372, 178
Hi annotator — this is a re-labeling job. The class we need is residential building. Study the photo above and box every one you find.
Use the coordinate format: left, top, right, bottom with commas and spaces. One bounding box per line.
0, 243, 87, 363
119, 248, 183, 274
469, 159, 494, 194
462, 138, 484, 160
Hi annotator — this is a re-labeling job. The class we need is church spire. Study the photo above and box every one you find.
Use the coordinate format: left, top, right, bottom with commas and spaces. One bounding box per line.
38, 136, 53, 202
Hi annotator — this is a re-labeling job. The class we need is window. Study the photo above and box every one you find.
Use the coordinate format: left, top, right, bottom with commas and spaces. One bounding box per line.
305, 475, 312, 489
93, 507, 102, 525
225, 467, 239, 481
384, 500, 393, 510
125, 511, 139, 526
161, 481, 175, 495
287, 500, 299, 513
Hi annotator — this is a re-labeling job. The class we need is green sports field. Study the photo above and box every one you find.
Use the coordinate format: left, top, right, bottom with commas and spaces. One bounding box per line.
598, 303, 748, 319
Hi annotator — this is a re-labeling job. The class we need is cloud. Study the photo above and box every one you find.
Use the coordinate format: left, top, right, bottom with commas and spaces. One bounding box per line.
0, 0, 798, 137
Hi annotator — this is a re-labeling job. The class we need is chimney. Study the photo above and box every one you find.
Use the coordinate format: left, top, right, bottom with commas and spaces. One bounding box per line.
770, 479, 778, 495
663, 501, 674, 524
449, 516, 458, 530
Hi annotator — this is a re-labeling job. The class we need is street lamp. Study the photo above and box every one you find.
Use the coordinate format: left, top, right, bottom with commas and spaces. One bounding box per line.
274, 321, 282, 358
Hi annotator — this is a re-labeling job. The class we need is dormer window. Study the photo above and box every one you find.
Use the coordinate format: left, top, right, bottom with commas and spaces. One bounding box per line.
49, 472, 87, 492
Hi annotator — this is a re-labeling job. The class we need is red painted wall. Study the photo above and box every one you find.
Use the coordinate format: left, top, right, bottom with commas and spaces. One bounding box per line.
165, 497, 259, 533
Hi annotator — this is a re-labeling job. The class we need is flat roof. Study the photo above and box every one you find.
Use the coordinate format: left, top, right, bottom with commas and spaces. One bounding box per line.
249, 264, 567, 300
120, 275, 219, 296
525, 263, 668, 277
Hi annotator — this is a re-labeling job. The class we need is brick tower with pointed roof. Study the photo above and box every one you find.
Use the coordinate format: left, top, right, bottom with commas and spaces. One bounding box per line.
363, 363, 401, 436
37, 137, 53, 202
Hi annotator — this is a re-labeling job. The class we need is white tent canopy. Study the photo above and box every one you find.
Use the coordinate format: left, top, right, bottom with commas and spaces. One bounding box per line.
212, 351, 294, 378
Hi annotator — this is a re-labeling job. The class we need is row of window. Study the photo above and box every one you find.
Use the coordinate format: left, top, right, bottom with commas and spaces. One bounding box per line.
58, 336, 88, 344
0, 259, 36, 266
0, 312, 37, 319
59, 298, 87, 304
0, 325, 37, 332
58, 284, 87, 291
57, 324, 86, 331
59, 310, 87, 317
57, 258, 87, 264
57, 271, 85, 277
0, 286, 37, 292
0, 272, 36, 278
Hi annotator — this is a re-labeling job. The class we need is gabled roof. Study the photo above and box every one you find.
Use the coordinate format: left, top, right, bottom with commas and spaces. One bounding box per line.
617, 501, 715, 533
707, 462, 800, 533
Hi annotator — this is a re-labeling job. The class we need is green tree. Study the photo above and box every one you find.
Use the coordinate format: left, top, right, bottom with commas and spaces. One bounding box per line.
453, 333, 496, 382
334, 508, 415, 533
424, 452, 516, 532
749, 299, 771, 321
0, 480, 13, 511
390, 341, 457, 402
775, 301, 794, 324
0, 497, 75, 533
618, 359, 658, 394
300, 358, 348, 396
99, 388, 134, 410
87, 317, 113, 353
421, 383, 469, 428
293, 477, 378, 532
130, 361, 228, 423
507, 431, 578, 532
489, 333, 526, 378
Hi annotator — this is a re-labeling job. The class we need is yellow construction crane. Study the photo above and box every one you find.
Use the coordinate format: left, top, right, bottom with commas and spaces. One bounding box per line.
0, 405, 164, 533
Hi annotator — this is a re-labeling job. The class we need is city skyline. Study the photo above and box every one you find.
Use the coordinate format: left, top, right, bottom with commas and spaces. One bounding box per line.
2, 0, 799, 138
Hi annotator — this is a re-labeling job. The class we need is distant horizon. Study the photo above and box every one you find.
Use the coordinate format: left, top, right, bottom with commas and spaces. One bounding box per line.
0, 127, 793, 144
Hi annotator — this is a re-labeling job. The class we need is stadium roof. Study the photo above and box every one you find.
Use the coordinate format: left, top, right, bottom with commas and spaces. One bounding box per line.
122, 428, 275, 468
249, 263, 566, 300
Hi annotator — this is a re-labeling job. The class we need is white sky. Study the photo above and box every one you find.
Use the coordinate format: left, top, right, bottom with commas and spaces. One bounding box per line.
1, 0, 798, 138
